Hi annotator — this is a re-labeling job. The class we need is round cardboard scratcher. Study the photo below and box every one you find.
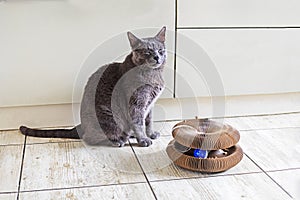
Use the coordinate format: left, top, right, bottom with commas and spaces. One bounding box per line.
166, 140, 243, 173
172, 119, 240, 150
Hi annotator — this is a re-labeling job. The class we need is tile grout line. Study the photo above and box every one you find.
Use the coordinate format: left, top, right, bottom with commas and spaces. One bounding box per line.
0, 192, 18, 195
149, 171, 264, 184
16, 135, 27, 200
211, 110, 300, 119
244, 153, 294, 199
266, 167, 300, 173
18, 181, 147, 194
129, 142, 158, 200
0, 143, 28, 147
25, 140, 82, 146
239, 126, 300, 132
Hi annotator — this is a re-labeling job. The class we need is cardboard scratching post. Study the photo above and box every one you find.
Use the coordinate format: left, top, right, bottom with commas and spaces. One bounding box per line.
166, 118, 243, 173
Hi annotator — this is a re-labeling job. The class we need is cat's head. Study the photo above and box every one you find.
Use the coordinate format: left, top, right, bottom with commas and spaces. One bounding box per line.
127, 26, 166, 68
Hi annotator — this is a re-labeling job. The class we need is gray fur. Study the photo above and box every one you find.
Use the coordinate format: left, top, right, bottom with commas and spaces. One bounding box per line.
20, 27, 167, 147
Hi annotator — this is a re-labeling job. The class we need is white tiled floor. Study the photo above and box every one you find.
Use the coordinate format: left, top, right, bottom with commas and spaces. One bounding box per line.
1, 112, 299, 199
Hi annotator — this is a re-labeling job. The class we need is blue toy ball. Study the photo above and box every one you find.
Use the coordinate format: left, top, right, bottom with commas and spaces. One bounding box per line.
193, 149, 208, 159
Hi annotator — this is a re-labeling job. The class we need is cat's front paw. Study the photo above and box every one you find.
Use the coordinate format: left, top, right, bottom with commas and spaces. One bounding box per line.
138, 137, 152, 147
148, 131, 160, 140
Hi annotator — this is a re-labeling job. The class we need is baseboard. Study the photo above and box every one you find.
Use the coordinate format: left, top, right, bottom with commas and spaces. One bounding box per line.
0, 104, 79, 130
1, 92, 300, 130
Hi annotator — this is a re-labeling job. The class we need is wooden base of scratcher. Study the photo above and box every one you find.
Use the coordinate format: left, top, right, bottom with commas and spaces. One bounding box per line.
166, 140, 243, 173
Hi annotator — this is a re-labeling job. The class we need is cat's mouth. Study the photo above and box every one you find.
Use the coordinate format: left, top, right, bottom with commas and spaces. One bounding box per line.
149, 61, 162, 69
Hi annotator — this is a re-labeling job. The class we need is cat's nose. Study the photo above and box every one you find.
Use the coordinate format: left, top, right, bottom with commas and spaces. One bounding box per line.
153, 55, 159, 62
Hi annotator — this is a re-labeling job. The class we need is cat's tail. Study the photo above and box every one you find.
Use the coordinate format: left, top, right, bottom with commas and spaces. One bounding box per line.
19, 125, 82, 139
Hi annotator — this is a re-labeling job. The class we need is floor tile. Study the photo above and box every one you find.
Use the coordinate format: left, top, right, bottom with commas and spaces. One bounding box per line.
153, 121, 180, 136
26, 136, 80, 145
268, 169, 300, 199
151, 173, 292, 200
19, 183, 155, 200
131, 136, 261, 182
225, 113, 300, 131
240, 128, 300, 171
0, 130, 25, 146
224, 117, 252, 131
0, 145, 23, 193
0, 193, 17, 200
20, 142, 145, 191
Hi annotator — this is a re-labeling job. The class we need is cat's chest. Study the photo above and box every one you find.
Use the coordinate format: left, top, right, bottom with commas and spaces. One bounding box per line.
144, 85, 164, 115
122, 65, 164, 86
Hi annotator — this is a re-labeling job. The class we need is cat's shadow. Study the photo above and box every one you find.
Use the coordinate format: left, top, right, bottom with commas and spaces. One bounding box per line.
83, 139, 132, 148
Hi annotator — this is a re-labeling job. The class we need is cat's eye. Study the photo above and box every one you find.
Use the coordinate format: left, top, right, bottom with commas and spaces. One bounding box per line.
134, 49, 142, 53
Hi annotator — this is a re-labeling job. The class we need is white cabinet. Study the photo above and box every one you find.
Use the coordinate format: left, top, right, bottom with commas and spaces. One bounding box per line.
176, 1, 300, 98
178, 0, 300, 27
176, 29, 300, 97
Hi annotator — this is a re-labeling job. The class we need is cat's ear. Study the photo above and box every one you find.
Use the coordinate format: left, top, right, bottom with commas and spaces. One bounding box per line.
155, 26, 166, 43
127, 31, 141, 49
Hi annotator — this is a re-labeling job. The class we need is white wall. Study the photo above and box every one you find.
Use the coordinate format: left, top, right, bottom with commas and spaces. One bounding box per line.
1, 0, 300, 129
0, 0, 175, 107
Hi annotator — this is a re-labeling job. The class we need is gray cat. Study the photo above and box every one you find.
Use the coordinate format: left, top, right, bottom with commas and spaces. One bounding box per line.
19, 27, 167, 147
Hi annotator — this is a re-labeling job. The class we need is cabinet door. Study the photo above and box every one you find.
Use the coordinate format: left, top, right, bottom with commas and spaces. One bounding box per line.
0, 0, 175, 107
178, 0, 300, 27
176, 29, 300, 98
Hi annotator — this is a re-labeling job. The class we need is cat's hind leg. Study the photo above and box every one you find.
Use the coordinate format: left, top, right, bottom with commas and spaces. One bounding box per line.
110, 130, 131, 147
82, 126, 129, 147
99, 121, 131, 147
111, 135, 128, 147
